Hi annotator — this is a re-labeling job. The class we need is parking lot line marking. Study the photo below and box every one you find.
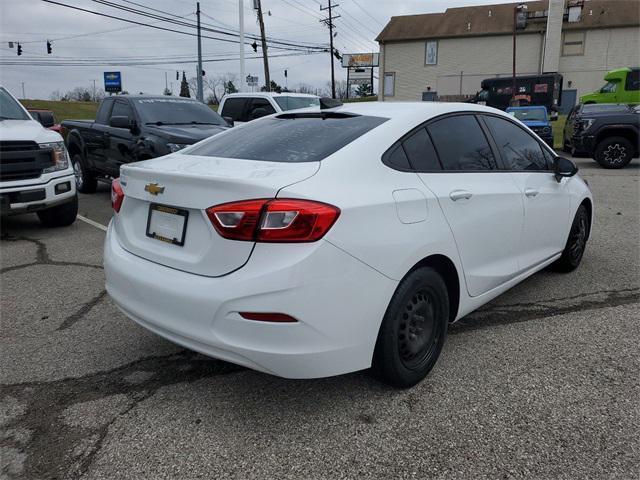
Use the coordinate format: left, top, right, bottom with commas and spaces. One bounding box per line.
77, 215, 108, 232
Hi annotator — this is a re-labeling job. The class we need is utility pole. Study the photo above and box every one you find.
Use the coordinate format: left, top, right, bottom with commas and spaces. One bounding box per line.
196, 2, 204, 102
239, 0, 246, 92
21, 82, 25, 99
320, 1, 340, 99
256, 0, 270, 91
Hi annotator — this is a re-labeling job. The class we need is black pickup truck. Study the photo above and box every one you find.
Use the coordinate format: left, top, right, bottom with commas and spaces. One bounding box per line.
563, 103, 639, 169
62, 95, 230, 192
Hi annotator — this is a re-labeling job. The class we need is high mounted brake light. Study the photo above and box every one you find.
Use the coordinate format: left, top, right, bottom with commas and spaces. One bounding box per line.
206, 199, 340, 243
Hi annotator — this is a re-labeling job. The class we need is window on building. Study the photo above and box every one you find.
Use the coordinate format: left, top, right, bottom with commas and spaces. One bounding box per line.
561, 31, 585, 56
427, 115, 497, 171
425, 40, 438, 65
384, 72, 395, 97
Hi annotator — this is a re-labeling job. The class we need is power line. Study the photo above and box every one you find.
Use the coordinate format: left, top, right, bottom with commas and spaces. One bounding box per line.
349, 0, 385, 28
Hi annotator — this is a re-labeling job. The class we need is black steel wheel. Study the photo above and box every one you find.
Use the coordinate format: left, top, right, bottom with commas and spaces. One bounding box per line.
373, 267, 449, 388
552, 204, 590, 272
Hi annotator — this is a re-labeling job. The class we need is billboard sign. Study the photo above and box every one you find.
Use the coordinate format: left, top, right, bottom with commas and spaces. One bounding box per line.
341, 53, 379, 68
104, 71, 122, 93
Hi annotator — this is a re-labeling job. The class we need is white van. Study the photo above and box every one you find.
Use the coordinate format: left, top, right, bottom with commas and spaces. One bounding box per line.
0, 86, 77, 226
218, 92, 320, 124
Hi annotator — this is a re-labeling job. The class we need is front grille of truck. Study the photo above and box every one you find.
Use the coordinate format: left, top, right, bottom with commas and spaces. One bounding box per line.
0, 141, 54, 181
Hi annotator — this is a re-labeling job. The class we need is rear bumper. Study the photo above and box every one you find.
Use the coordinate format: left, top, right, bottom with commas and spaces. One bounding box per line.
104, 221, 397, 379
0, 172, 75, 215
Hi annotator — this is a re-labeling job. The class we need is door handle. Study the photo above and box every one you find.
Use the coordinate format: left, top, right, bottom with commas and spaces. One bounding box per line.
525, 188, 539, 197
449, 190, 473, 201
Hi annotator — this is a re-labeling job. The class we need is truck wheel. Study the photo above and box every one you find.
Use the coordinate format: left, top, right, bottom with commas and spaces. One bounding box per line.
595, 137, 633, 169
37, 194, 78, 228
72, 154, 97, 193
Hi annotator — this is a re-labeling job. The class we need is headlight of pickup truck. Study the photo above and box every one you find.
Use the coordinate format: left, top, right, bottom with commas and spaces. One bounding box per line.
167, 143, 189, 153
579, 118, 595, 132
40, 141, 70, 173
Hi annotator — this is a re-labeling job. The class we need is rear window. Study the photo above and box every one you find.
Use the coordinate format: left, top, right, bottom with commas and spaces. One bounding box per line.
187, 114, 388, 162
274, 96, 320, 111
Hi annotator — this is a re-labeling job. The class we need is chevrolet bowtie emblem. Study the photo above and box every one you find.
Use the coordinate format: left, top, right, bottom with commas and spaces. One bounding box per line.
144, 183, 165, 195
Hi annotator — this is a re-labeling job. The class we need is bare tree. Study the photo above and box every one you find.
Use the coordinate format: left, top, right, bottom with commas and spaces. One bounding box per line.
49, 89, 63, 101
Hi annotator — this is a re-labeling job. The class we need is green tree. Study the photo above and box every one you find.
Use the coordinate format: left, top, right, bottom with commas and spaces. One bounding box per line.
224, 81, 238, 94
179, 71, 190, 98
356, 83, 372, 97
261, 80, 282, 93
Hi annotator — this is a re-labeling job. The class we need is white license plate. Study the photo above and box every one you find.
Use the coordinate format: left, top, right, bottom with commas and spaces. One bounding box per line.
146, 204, 189, 246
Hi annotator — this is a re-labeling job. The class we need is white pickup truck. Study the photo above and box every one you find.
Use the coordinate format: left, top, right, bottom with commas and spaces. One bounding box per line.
0, 85, 77, 227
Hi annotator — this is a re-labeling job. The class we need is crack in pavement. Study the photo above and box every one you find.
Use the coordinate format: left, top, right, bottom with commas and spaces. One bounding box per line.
0, 351, 244, 480
450, 287, 640, 334
0, 236, 103, 274
57, 290, 108, 331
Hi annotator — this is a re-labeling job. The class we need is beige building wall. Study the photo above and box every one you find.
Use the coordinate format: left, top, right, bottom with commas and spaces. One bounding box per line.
380, 26, 639, 102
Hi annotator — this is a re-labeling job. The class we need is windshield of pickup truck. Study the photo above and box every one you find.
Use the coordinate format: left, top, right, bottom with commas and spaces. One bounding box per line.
0, 87, 30, 121
134, 98, 226, 126
509, 108, 547, 122
273, 96, 320, 111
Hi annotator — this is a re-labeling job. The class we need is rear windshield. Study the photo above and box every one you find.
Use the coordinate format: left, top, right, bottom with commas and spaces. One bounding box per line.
274, 96, 320, 111
186, 114, 388, 162
508, 108, 547, 122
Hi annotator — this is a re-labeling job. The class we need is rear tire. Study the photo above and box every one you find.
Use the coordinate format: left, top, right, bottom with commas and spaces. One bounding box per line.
37, 194, 78, 228
372, 267, 449, 388
72, 153, 97, 193
552, 204, 589, 272
594, 136, 633, 169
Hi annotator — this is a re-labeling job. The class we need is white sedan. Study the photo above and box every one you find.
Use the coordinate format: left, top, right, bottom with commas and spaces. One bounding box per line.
104, 102, 593, 388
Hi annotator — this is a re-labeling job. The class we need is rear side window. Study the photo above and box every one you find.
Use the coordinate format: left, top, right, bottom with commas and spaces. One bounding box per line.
111, 101, 133, 121
402, 128, 441, 171
427, 115, 497, 171
220, 98, 247, 121
484, 116, 549, 171
187, 114, 388, 162
95, 98, 114, 124
386, 145, 411, 170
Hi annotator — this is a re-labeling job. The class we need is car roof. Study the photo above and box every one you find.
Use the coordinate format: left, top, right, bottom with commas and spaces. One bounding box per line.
223, 92, 319, 99
327, 101, 512, 123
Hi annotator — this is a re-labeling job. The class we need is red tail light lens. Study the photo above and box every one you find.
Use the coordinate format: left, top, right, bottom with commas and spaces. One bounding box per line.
206, 198, 340, 242
111, 178, 124, 213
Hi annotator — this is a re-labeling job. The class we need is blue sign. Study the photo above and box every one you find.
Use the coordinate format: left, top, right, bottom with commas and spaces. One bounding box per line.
104, 71, 122, 93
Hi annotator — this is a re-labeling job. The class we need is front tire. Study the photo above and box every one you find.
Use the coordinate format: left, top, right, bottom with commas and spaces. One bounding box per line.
552, 204, 589, 272
372, 267, 449, 388
37, 194, 78, 227
594, 136, 633, 169
72, 153, 97, 193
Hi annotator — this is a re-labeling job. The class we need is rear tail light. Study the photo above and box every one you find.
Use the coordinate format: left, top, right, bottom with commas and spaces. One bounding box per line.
206, 198, 340, 242
111, 178, 124, 213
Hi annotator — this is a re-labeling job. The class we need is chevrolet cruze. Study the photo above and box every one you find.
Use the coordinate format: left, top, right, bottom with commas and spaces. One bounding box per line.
104, 102, 593, 388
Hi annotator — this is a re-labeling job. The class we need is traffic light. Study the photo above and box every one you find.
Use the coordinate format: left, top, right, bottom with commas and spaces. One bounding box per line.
202, 70, 205, 77
47, 40, 52, 54
251, 41, 258, 53
17, 43, 22, 56
176, 71, 179, 80
284, 69, 288, 78
333, 49, 342, 61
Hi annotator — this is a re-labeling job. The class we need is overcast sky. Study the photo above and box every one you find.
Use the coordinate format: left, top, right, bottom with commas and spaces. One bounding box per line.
1, 0, 527, 99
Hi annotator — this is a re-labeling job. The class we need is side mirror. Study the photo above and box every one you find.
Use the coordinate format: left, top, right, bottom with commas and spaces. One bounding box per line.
109, 116, 132, 129
554, 156, 578, 182
223, 116, 234, 127
250, 107, 269, 120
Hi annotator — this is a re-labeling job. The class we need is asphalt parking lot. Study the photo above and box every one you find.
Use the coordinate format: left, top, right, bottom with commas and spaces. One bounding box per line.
1, 155, 639, 479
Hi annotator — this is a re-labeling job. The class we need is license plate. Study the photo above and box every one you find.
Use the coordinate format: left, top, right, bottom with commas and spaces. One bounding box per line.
146, 204, 189, 246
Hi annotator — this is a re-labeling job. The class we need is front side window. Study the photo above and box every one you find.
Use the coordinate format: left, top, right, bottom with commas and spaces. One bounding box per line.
626, 70, 640, 91
484, 116, 549, 171
0, 87, 30, 121
427, 115, 497, 171
95, 98, 114, 124
274, 96, 320, 111
187, 113, 388, 163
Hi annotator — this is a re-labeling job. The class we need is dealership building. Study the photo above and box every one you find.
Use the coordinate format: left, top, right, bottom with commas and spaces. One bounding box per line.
376, 0, 640, 110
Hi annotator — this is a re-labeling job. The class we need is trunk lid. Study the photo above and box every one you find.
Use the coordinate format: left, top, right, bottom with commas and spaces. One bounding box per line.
115, 153, 319, 276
